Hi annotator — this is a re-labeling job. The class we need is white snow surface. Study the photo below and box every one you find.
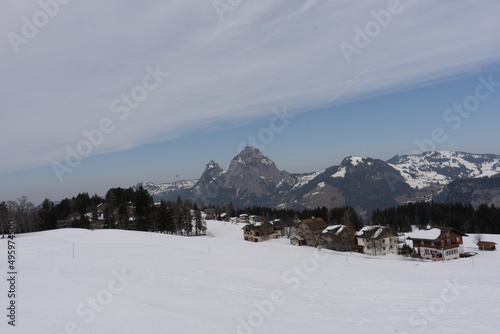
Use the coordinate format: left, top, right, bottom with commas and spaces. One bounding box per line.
331, 166, 347, 178
1, 222, 500, 333
292, 171, 323, 190
349, 156, 364, 166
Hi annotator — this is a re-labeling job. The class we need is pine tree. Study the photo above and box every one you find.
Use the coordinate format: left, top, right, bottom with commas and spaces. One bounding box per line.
38, 199, 57, 231
193, 202, 203, 236
77, 214, 92, 230
134, 187, 152, 231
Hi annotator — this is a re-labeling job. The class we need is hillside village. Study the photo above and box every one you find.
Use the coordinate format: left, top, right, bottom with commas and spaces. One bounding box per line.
234, 213, 485, 261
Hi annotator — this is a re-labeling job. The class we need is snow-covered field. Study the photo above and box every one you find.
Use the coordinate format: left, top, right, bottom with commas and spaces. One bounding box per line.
1, 221, 499, 333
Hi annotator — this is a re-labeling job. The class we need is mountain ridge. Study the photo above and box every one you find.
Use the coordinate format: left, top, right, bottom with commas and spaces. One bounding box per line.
135, 148, 500, 215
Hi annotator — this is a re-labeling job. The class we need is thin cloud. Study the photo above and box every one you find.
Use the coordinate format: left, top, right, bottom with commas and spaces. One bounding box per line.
1, 0, 500, 174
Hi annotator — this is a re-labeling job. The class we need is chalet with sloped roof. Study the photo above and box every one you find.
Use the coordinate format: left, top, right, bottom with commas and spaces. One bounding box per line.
296, 217, 328, 246
406, 227, 468, 260
242, 222, 281, 242
355, 225, 397, 256
320, 225, 355, 251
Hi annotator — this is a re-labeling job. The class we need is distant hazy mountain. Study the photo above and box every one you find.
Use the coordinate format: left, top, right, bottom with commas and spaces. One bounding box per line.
136, 148, 500, 215
440, 175, 500, 208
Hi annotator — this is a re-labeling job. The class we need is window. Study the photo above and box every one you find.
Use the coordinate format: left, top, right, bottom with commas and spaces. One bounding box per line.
421, 241, 424, 245
425, 249, 430, 255
383, 247, 386, 251
431, 242, 434, 246
456, 237, 460, 242
441, 240, 445, 246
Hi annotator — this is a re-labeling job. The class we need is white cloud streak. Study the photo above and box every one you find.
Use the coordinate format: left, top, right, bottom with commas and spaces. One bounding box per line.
1, 0, 499, 174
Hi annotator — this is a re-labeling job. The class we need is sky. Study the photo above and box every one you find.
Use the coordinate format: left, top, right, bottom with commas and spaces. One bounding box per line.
1, 0, 500, 205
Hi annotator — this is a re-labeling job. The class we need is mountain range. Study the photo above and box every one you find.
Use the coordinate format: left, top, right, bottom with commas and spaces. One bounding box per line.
136, 147, 500, 216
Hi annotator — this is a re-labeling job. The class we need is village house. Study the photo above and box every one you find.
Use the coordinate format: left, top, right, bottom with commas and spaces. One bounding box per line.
477, 241, 496, 251
242, 221, 281, 242
296, 217, 328, 246
320, 225, 356, 251
355, 225, 398, 256
406, 227, 468, 260
97, 203, 106, 221
204, 208, 216, 220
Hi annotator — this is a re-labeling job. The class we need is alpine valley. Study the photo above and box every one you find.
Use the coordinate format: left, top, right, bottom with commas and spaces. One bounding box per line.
136, 147, 500, 216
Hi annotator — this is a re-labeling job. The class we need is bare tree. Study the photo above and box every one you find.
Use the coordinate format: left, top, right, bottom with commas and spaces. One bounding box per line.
7, 197, 35, 233
0, 202, 8, 238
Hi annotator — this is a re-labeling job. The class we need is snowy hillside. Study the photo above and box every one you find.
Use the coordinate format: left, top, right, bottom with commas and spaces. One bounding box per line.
136, 179, 197, 198
388, 151, 500, 189
1, 223, 499, 333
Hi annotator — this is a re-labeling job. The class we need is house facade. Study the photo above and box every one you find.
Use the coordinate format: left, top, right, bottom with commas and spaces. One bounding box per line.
355, 225, 398, 256
296, 217, 328, 246
242, 222, 281, 242
406, 227, 468, 260
320, 225, 356, 251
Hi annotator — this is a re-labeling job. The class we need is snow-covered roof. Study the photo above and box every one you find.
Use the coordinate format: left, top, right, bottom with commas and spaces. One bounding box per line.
356, 225, 391, 240
355, 225, 380, 236
406, 228, 442, 241
372, 227, 385, 239
322, 225, 345, 234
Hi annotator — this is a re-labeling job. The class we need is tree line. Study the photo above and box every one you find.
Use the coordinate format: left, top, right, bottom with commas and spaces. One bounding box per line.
4, 187, 497, 237
371, 201, 500, 234
0, 187, 363, 237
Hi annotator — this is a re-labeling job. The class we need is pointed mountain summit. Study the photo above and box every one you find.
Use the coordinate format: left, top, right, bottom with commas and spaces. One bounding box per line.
192, 160, 226, 199
226, 147, 283, 196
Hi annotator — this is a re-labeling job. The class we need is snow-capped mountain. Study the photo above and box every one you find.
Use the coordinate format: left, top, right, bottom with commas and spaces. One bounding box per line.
136, 179, 197, 200
136, 148, 500, 214
284, 156, 414, 213
387, 151, 500, 189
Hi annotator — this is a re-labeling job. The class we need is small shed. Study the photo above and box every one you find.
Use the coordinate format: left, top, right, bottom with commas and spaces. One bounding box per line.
477, 241, 496, 251
290, 236, 306, 246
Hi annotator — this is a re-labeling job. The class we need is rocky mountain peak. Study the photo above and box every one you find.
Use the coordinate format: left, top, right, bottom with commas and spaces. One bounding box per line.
226, 147, 282, 197
205, 160, 222, 171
